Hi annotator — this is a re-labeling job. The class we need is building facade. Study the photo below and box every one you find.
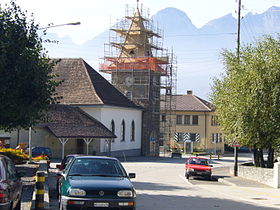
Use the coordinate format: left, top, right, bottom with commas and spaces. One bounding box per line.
4, 58, 143, 158
161, 91, 224, 154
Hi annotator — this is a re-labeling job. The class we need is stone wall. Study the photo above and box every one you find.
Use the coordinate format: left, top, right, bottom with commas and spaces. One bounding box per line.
230, 164, 274, 187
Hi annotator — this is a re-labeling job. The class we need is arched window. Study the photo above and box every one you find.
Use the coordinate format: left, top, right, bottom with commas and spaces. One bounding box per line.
110, 120, 115, 142
131, 120, 135, 142
121, 120, 125, 142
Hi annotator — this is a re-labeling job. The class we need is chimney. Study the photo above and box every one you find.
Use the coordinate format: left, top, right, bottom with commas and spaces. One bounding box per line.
187, 90, 193, 95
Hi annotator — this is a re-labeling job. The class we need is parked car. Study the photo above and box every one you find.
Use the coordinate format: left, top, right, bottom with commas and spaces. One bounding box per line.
185, 156, 212, 180
57, 156, 136, 210
0, 155, 24, 210
56, 154, 80, 191
56, 154, 80, 171
32, 147, 52, 159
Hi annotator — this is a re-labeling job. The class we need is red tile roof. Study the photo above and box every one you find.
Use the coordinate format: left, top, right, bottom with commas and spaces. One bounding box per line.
161, 94, 213, 112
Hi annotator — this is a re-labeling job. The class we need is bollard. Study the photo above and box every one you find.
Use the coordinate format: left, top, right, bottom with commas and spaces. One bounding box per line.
218, 153, 220, 159
35, 171, 45, 209
210, 153, 212, 159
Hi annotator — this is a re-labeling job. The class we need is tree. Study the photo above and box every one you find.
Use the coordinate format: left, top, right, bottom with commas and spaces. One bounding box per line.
211, 35, 280, 168
0, 1, 61, 131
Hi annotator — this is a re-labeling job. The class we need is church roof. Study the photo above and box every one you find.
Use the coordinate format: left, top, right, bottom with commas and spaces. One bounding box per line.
52, 58, 141, 109
38, 104, 116, 139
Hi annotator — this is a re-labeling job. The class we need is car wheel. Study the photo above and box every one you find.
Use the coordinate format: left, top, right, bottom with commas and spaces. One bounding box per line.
207, 175, 212, 181
185, 172, 190, 179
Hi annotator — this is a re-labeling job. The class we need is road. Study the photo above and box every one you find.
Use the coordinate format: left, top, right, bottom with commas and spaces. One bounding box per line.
48, 154, 279, 210
121, 155, 278, 210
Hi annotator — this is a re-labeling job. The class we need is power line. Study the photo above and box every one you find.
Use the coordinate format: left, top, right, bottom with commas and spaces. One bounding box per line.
164, 33, 237, 37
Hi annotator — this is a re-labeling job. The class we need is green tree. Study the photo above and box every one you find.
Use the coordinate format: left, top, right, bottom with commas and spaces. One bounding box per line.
211, 35, 280, 168
0, 1, 61, 131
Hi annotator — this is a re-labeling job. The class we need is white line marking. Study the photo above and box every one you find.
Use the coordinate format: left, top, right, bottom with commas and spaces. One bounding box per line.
179, 174, 193, 186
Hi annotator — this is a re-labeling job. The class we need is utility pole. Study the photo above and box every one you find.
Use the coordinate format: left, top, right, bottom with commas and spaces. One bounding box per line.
237, 0, 241, 61
234, 0, 242, 177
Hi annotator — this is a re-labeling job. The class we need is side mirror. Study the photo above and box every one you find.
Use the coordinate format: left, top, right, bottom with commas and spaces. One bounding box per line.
56, 164, 62, 170
209, 165, 213, 167
56, 171, 63, 176
128, 173, 136, 179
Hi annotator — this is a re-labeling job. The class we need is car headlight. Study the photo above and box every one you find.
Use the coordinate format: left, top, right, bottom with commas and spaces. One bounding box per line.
189, 168, 194, 172
69, 188, 86, 196
117, 190, 133, 197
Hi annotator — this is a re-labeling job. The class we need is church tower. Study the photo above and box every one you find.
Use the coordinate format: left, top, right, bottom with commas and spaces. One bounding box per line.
100, 2, 176, 156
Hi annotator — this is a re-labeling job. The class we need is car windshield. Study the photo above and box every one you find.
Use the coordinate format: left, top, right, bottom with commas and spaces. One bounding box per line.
68, 158, 127, 177
189, 158, 209, 166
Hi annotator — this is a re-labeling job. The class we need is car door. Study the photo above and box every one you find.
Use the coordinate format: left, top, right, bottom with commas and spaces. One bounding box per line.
5, 157, 22, 209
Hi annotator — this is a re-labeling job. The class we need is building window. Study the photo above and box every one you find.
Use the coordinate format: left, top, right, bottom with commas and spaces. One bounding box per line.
183, 133, 200, 142
176, 115, 182, 125
121, 120, 125, 142
212, 133, 223, 143
161, 114, 166, 122
192, 115, 198, 125
131, 120, 135, 142
110, 120, 115, 142
184, 115, 190, 125
175, 132, 185, 142
190, 133, 200, 142
211, 116, 219, 126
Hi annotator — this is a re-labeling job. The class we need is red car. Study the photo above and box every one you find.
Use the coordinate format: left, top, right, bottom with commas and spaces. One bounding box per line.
185, 157, 212, 180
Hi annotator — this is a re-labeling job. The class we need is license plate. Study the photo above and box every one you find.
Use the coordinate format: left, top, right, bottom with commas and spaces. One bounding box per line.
94, 202, 109, 207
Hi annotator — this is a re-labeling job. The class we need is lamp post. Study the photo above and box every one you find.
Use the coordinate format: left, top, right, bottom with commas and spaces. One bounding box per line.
38, 21, 81, 30
28, 127, 33, 164
26, 22, 80, 162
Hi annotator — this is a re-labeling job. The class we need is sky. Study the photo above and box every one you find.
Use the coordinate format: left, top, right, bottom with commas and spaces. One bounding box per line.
1, 0, 280, 99
2, 0, 280, 45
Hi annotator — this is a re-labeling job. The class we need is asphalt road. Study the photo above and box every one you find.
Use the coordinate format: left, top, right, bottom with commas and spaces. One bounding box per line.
48, 154, 279, 210
121, 156, 278, 210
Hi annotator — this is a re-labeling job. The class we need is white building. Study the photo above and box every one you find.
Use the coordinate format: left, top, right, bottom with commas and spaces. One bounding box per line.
8, 58, 143, 158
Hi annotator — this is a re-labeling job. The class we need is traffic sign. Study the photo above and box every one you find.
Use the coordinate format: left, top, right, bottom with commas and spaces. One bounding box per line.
232, 141, 240, 147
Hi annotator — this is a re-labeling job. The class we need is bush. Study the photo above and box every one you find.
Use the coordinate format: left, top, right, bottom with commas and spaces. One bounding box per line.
32, 154, 49, 160
0, 148, 29, 164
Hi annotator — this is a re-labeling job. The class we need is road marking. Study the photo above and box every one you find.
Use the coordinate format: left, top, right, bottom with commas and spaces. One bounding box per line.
178, 174, 194, 186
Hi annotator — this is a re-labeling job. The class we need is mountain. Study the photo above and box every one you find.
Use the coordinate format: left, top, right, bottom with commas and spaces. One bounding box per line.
152, 7, 198, 35
42, 6, 280, 99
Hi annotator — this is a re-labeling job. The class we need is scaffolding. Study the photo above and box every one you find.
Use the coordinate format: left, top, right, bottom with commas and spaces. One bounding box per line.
160, 51, 177, 150
99, 3, 177, 153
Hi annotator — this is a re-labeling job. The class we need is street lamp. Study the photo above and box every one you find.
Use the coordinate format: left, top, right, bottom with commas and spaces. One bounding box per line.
27, 21, 80, 163
38, 22, 81, 30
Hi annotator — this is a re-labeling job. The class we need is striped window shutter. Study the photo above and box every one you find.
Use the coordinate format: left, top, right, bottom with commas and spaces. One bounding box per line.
184, 133, 190, 141
174, 133, 179, 142
195, 133, 200, 142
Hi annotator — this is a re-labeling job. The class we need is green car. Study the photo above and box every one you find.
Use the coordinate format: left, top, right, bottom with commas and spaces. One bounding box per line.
57, 156, 136, 210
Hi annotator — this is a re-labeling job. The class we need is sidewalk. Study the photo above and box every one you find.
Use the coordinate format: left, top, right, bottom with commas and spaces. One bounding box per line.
213, 175, 280, 209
